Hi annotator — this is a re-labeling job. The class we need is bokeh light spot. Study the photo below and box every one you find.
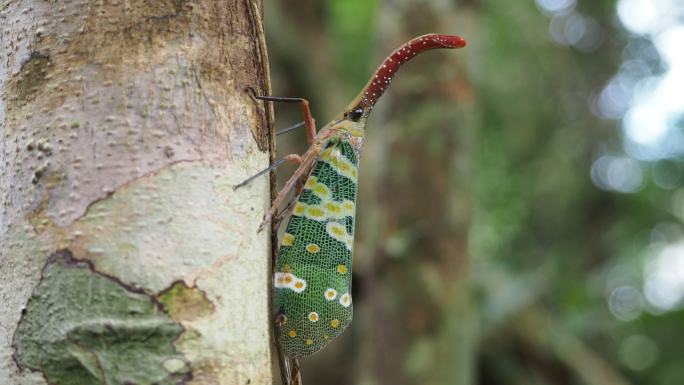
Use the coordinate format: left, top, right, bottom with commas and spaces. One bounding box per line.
535, 0, 576, 15
608, 286, 644, 321
643, 241, 684, 311
591, 156, 644, 193
619, 334, 659, 371
617, 0, 659, 35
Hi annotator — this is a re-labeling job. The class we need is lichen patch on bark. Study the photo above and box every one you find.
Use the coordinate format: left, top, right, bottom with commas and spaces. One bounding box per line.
157, 281, 215, 322
12, 250, 191, 385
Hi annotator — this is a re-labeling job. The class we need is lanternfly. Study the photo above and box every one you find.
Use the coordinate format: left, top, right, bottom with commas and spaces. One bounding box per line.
246, 34, 466, 358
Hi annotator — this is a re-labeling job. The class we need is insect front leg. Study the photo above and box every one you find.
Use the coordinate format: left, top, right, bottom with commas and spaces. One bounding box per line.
267, 152, 324, 230
258, 142, 322, 232
247, 87, 317, 145
233, 154, 304, 190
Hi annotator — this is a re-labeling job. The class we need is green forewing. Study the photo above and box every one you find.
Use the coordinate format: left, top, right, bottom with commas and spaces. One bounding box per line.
275, 136, 360, 357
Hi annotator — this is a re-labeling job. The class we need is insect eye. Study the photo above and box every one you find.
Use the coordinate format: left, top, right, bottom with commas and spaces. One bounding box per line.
347, 108, 364, 122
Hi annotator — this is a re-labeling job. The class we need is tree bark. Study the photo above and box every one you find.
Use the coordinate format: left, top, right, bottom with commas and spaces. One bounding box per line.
0, 1, 274, 384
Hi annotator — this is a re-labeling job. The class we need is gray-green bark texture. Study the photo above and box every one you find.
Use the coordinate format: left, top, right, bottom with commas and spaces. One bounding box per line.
0, 1, 274, 384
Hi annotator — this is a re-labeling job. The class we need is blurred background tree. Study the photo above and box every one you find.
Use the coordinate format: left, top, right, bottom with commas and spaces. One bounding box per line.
264, 1, 684, 384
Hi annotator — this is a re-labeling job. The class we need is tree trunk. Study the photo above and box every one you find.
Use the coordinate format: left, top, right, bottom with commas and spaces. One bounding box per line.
0, 1, 274, 384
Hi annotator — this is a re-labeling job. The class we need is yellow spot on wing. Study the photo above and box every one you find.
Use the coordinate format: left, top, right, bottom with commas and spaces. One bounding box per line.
306, 339, 313, 345
337, 264, 348, 274
326, 222, 350, 249
342, 160, 358, 181
292, 278, 307, 293
306, 243, 321, 253
325, 288, 337, 300
274, 272, 307, 293
342, 200, 355, 215
324, 152, 358, 182
327, 223, 345, 237
308, 312, 319, 322
304, 176, 318, 189
330, 319, 340, 328
324, 201, 344, 218
305, 205, 326, 220
312, 183, 331, 199
274, 272, 293, 288
340, 293, 351, 308
288, 329, 297, 338
282, 233, 295, 247
293, 202, 306, 216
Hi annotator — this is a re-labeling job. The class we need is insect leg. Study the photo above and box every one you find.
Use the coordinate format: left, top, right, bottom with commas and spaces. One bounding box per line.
288, 358, 302, 385
273, 311, 293, 385
247, 87, 316, 144
276, 121, 306, 136
258, 140, 324, 232
233, 154, 303, 190
272, 197, 299, 229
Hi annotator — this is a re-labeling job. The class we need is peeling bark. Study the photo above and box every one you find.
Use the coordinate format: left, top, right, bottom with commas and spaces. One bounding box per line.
1, 1, 274, 384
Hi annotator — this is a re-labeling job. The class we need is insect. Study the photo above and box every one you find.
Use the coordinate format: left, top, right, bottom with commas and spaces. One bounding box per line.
250, 34, 466, 358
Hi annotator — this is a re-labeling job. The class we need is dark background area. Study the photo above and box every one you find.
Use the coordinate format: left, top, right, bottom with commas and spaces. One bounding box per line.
265, 1, 684, 384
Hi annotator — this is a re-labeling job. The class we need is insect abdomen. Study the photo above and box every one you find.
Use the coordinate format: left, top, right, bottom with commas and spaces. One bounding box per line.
274, 139, 360, 357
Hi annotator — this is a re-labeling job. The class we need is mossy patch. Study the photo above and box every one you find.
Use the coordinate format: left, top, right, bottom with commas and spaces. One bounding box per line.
157, 281, 215, 322
12, 250, 191, 385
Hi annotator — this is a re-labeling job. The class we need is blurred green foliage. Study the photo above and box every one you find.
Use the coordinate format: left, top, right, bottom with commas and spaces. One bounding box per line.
265, 1, 683, 384
326, 0, 379, 92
